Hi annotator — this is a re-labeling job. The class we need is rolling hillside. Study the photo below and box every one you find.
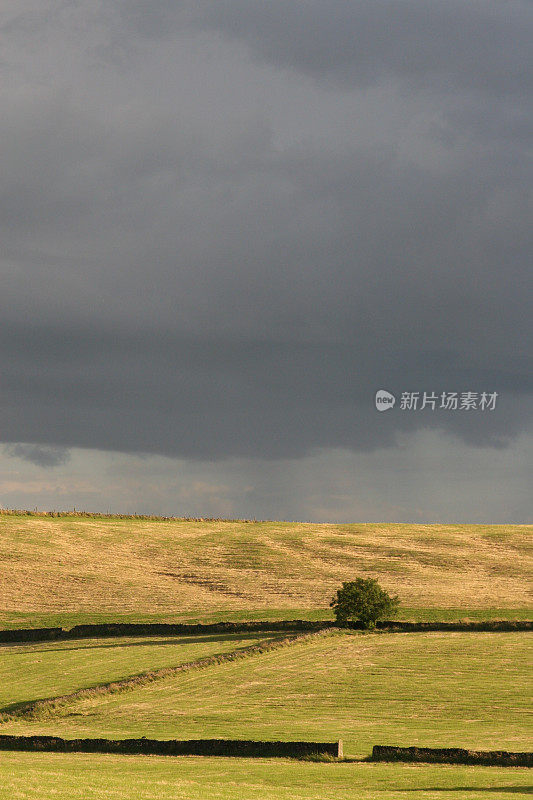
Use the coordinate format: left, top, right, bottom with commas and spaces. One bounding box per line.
0, 513, 531, 628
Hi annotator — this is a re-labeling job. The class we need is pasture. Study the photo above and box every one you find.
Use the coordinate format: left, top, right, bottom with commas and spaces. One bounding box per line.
2, 631, 530, 757
0, 513, 531, 798
0, 633, 281, 711
1, 753, 532, 800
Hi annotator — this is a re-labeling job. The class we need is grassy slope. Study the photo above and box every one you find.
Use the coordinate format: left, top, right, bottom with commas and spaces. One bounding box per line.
1, 753, 532, 800
0, 515, 531, 627
0, 633, 279, 710
3, 631, 530, 757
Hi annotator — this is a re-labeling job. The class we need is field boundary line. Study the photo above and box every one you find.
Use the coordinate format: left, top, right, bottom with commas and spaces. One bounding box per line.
0, 508, 266, 523
0, 619, 531, 644
0, 733, 343, 759
371, 744, 533, 767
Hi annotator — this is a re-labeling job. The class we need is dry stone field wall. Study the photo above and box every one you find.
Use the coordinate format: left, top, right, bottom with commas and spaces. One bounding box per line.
1, 619, 531, 644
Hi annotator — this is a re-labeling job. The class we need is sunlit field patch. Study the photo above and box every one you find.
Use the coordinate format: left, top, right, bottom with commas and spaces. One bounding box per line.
0, 633, 281, 710
2, 631, 530, 759
0, 750, 532, 800
1, 515, 531, 627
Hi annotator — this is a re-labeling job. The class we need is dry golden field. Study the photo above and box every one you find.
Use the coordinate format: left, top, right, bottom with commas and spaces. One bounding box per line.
0, 513, 531, 626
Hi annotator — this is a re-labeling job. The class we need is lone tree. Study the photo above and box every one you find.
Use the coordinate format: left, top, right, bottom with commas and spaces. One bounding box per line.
330, 578, 399, 629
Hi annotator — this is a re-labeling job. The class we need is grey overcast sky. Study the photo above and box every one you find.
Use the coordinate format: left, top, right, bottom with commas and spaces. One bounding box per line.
1, 0, 532, 521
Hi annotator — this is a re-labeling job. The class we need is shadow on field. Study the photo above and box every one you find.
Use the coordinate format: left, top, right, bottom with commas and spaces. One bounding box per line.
10, 633, 269, 654
397, 788, 532, 795
0, 699, 47, 715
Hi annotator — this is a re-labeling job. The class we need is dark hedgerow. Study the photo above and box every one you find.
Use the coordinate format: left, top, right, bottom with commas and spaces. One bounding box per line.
330, 578, 400, 629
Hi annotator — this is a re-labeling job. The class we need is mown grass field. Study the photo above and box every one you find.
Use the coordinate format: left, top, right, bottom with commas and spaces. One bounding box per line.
0, 633, 280, 710
3, 631, 530, 757
0, 513, 531, 798
0, 514, 531, 627
1, 752, 532, 800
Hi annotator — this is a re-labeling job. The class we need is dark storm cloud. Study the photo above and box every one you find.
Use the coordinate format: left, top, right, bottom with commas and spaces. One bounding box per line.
1, 320, 529, 459
4, 443, 70, 468
125, 1, 532, 96
0, 0, 531, 461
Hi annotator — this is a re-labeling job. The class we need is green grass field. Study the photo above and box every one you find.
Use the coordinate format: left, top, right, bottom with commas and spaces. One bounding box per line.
0, 633, 280, 710
3, 631, 530, 757
1, 752, 531, 800
0, 513, 531, 798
